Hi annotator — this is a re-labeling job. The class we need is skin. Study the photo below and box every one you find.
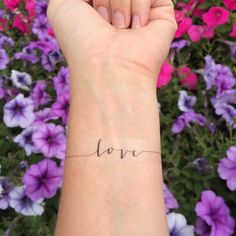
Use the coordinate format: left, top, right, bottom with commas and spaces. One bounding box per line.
47, 0, 177, 235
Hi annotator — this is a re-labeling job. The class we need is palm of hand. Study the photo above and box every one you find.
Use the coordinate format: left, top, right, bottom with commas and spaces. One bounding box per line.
48, 0, 177, 80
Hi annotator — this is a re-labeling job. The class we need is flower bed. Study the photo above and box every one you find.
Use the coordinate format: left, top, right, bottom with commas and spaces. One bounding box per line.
0, 0, 236, 235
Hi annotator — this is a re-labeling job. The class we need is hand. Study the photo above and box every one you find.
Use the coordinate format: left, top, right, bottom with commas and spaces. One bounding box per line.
47, 0, 177, 81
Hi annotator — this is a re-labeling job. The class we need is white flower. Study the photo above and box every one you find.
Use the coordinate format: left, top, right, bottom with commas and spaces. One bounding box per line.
3, 94, 35, 128
10, 70, 32, 91
9, 186, 44, 216
167, 212, 194, 236
178, 90, 196, 112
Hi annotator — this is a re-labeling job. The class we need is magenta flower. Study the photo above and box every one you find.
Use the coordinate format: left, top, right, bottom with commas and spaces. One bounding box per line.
195, 190, 235, 236
3, 94, 35, 128
224, 0, 236, 10
163, 183, 179, 213
218, 146, 236, 191
179, 66, 198, 90
202, 7, 229, 29
3, 0, 20, 11
157, 61, 174, 88
187, 25, 204, 42
230, 23, 236, 38
32, 123, 66, 159
175, 17, 192, 38
23, 159, 63, 201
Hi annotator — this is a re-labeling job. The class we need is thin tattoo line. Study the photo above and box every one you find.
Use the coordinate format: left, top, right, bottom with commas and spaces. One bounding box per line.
66, 138, 162, 159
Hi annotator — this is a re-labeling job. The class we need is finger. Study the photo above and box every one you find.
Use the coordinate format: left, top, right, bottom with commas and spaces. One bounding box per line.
110, 0, 131, 29
131, 0, 150, 29
93, 0, 111, 23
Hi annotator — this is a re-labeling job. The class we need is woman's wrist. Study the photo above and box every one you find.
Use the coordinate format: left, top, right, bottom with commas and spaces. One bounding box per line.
66, 63, 161, 147
68, 62, 159, 104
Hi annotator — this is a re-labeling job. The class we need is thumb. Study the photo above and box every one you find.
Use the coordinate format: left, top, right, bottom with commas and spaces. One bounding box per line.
141, 0, 177, 57
47, 0, 112, 60
47, 0, 109, 37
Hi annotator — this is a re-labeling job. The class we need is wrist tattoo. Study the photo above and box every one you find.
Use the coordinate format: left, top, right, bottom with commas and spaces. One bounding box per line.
66, 138, 161, 159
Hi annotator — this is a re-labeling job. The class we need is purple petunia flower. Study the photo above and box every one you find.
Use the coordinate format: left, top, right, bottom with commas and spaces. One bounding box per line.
32, 108, 57, 125
204, 55, 217, 90
172, 111, 207, 134
163, 183, 179, 213
0, 75, 7, 99
221, 40, 236, 60
215, 64, 235, 96
14, 46, 39, 64
32, 123, 66, 159
48, 49, 63, 66
0, 34, 14, 48
53, 66, 70, 95
9, 186, 44, 216
51, 92, 70, 124
0, 178, 14, 210
32, 15, 49, 38
35, 0, 48, 16
23, 159, 63, 201
218, 146, 236, 191
215, 103, 236, 126
41, 54, 54, 72
30, 81, 51, 108
203, 56, 236, 95
13, 126, 40, 156
195, 190, 235, 236
0, 48, 9, 70
178, 90, 196, 112
193, 157, 213, 173
10, 70, 32, 91
171, 40, 190, 51
167, 212, 194, 236
29, 37, 58, 55
211, 90, 236, 128
3, 94, 35, 128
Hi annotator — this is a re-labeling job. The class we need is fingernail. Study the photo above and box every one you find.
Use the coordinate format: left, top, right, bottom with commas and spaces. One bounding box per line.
113, 10, 125, 28
132, 14, 141, 29
97, 6, 110, 22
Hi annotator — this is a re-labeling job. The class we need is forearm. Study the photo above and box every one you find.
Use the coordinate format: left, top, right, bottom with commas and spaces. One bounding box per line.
55, 64, 168, 235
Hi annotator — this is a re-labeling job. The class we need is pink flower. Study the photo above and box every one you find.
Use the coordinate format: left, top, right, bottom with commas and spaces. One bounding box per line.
25, 0, 35, 18
179, 67, 198, 90
175, 17, 192, 38
188, 25, 204, 42
0, 18, 8, 32
12, 14, 30, 34
202, 26, 215, 39
3, 0, 20, 11
224, 0, 236, 10
157, 61, 174, 88
175, 10, 185, 22
230, 23, 236, 37
202, 7, 230, 28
